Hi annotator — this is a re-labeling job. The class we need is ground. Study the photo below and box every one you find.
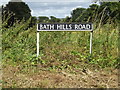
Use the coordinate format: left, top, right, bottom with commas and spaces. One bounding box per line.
2, 64, 118, 88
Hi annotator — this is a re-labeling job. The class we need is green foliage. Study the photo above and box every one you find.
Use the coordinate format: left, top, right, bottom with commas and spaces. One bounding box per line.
71, 2, 119, 23
2, 2, 119, 70
2, 18, 119, 69
49, 16, 61, 22
29, 16, 37, 27
62, 16, 71, 22
2, 0, 31, 27
71, 8, 86, 22
38, 16, 49, 23
98, 2, 120, 24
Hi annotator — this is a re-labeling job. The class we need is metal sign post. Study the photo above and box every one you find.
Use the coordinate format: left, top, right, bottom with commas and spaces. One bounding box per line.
90, 31, 93, 55
37, 32, 39, 57
37, 24, 40, 57
37, 23, 93, 57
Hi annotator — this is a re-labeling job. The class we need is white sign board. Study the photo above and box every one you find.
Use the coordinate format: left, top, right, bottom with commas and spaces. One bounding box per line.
37, 23, 93, 57
37, 23, 93, 31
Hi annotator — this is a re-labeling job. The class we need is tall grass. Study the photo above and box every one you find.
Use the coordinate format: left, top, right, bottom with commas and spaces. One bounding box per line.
2, 10, 119, 69
2, 19, 119, 69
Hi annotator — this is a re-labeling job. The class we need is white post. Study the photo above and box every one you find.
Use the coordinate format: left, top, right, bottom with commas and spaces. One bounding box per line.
37, 32, 39, 57
90, 31, 93, 55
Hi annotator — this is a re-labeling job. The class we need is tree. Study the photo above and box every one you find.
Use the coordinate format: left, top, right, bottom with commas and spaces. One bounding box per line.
74, 4, 99, 22
29, 16, 37, 27
63, 16, 71, 22
38, 16, 49, 23
71, 8, 86, 22
2, 0, 31, 26
49, 16, 61, 22
97, 2, 120, 24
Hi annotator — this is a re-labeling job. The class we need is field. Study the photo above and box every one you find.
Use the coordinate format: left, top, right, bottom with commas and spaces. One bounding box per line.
1, 18, 119, 88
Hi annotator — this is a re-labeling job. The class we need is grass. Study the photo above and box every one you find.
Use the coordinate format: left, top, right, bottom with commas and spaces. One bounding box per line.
2, 19, 119, 68
1, 16, 119, 88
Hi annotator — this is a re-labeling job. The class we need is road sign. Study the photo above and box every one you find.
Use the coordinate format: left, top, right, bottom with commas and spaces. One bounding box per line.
37, 23, 93, 31
37, 23, 93, 57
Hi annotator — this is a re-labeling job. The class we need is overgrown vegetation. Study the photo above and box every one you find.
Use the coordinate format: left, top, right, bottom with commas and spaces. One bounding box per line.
1, 1, 119, 71
1, 1, 119, 88
2, 19, 119, 70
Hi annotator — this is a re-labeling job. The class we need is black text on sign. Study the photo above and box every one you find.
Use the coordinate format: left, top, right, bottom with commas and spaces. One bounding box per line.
37, 23, 93, 31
